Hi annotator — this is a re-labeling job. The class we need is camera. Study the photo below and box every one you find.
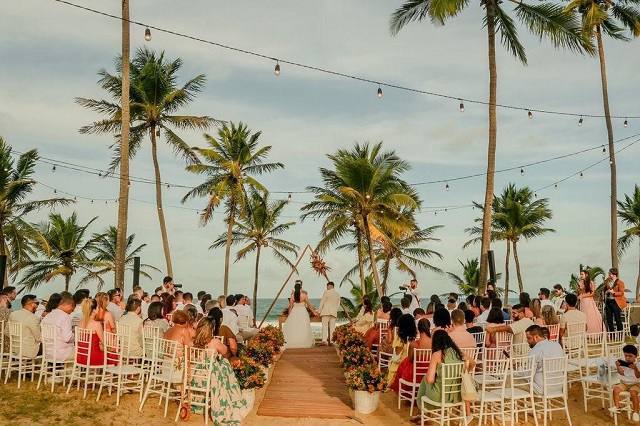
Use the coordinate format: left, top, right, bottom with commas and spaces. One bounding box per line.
399, 286, 407, 291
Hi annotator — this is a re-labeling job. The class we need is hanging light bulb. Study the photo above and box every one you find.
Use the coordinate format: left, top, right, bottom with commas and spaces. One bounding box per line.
602, 147, 606, 155
144, 27, 152, 41
554, 183, 558, 189
520, 168, 524, 176
166, 184, 170, 190
91, 199, 94, 204
445, 183, 450, 191
459, 100, 464, 112
74, 196, 77, 201
287, 193, 292, 202
578, 116, 583, 126
54, 189, 57, 194
528, 110, 533, 119
274, 61, 280, 76
98, 171, 103, 178
52, 165, 56, 172
377, 85, 383, 98
580, 172, 584, 179
127, 180, 131, 188
534, 193, 538, 198
624, 118, 628, 128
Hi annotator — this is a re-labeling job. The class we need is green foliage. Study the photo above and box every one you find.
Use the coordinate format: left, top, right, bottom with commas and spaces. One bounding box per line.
338, 276, 379, 320
447, 258, 505, 296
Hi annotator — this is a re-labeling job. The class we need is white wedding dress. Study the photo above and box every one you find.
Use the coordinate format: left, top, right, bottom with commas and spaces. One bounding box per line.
283, 302, 314, 348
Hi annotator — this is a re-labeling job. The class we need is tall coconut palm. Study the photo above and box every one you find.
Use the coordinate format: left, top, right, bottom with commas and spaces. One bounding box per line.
338, 224, 444, 295
301, 142, 421, 297
78, 226, 161, 291
182, 122, 284, 296
211, 191, 298, 319
390, 0, 592, 292
618, 184, 640, 297
564, 0, 640, 270
18, 213, 104, 292
76, 47, 219, 277
0, 138, 73, 285
465, 184, 554, 295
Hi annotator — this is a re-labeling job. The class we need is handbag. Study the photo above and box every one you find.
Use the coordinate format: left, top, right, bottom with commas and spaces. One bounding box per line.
461, 360, 478, 402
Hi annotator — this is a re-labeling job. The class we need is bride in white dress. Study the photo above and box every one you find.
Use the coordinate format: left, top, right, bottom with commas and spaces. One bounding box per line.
283, 283, 319, 348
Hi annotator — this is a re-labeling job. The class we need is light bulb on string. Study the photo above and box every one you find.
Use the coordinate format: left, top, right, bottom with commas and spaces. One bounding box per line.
578, 116, 583, 126
624, 118, 628, 128
528, 110, 533, 119
54, 189, 57, 194
434, 211, 437, 216
459, 100, 464, 112
144, 27, 152, 41
274, 61, 280, 76
554, 183, 558, 189
287, 193, 292, 202
377, 85, 383, 98
602, 147, 606, 155
520, 168, 524, 176
166, 184, 170, 190
580, 172, 584, 179
445, 183, 450, 192
91, 199, 94, 204
52, 165, 56, 172
534, 193, 537, 198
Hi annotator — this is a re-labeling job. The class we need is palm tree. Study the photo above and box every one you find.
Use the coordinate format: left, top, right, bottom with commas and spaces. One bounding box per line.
568, 264, 605, 297
301, 142, 421, 298
338, 224, 444, 295
78, 226, 161, 291
76, 47, 219, 277
18, 213, 104, 292
0, 137, 73, 285
339, 276, 380, 320
465, 184, 554, 295
390, 0, 591, 292
212, 191, 299, 319
618, 184, 640, 297
447, 258, 505, 297
564, 0, 640, 270
182, 122, 284, 296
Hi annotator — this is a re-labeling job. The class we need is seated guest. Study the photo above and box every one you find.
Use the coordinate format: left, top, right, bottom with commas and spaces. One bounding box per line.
162, 294, 177, 319
163, 310, 195, 356
118, 298, 144, 358
465, 310, 484, 334
446, 298, 458, 313
391, 318, 432, 393
207, 307, 239, 359
375, 296, 392, 321
387, 314, 418, 383
234, 294, 258, 341
8, 295, 42, 358
77, 298, 115, 366
525, 325, 564, 395
41, 293, 76, 362
106, 289, 124, 321
486, 304, 535, 346
610, 345, 640, 420
530, 298, 545, 325
558, 293, 587, 344
41, 293, 61, 319
183, 292, 203, 315
413, 308, 426, 329
192, 316, 228, 356
185, 305, 199, 329
431, 307, 451, 332
221, 295, 242, 343
364, 301, 392, 349
491, 298, 510, 321
353, 299, 374, 334
448, 309, 476, 349
150, 294, 161, 303
377, 308, 403, 354
94, 292, 116, 333
204, 300, 220, 316
475, 297, 492, 325
35, 295, 48, 318
144, 301, 170, 334
71, 290, 89, 328
0, 292, 11, 351
400, 296, 412, 315
484, 307, 506, 348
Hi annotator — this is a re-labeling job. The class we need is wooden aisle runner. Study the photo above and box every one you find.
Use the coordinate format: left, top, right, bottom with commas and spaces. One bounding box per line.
256, 346, 353, 419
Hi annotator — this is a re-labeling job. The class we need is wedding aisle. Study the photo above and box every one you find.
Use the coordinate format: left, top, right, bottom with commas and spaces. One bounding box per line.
256, 346, 353, 419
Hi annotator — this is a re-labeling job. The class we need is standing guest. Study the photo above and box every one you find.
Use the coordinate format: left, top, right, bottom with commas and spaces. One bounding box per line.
183, 292, 203, 315
538, 288, 554, 309
605, 267, 627, 332
475, 298, 492, 325
9, 295, 42, 358
353, 299, 374, 334
95, 292, 116, 334
106, 289, 124, 321
41, 293, 76, 362
0, 292, 13, 352
553, 284, 567, 313
448, 309, 476, 349
207, 307, 239, 359
161, 276, 175, 295
401, 279, 421, 310
391, 318, 432, 393
578, 270, 604, 333
144, 301, 169, 334
387, 314, 418, 383
530, 298, 545, 325
465, 310, 484, 334
118, 298, 144, 357
525, 325, 564, 395
486, 304, 534, 346
318, 281, 341, 345
558, 293, 588, 343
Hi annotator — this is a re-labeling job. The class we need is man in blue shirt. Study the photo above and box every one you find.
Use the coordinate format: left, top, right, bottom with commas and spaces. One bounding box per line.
526, 324, 565, 395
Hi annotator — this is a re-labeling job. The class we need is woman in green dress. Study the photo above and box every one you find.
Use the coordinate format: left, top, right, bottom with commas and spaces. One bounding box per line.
413, 330, 475, 423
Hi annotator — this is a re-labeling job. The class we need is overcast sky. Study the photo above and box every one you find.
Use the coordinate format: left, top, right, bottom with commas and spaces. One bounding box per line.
1, 0, 639, 300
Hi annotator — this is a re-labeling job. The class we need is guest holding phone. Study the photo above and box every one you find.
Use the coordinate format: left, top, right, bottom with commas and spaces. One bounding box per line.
610, 344, 640, 421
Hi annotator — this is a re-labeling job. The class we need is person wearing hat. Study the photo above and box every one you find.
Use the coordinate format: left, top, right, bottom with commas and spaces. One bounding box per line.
36, 295, 48, 319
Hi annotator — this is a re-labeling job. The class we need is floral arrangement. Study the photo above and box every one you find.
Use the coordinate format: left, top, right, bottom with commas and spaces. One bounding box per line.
345, 363, 387, 392
339, 346, 375, 370
230, 356, 266, 390
243, 338, 277, 368
255, 325, 285, 352
333, 324, 366, 350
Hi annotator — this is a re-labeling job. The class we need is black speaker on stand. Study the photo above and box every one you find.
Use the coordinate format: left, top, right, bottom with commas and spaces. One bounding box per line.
132, 256, 140, 290
487, 250, 497, 284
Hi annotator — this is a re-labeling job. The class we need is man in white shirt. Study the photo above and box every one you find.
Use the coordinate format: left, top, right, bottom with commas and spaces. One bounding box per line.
118, 298, 144, 358
234, 294, 258, 341
558, 293, 587, 344
161, 276, 175, 295
475, 298, 492, 325
221, 295, 242, 343
106, 289, 124, 320
486, 304, 534, 346
8, 294, 42, 358
525, 324, 565, 395
41, 293, 75, 361
182, 292, 203, 315
71, 290, 89, 328
401, 279, 421, 311
538, 288, 555, 309
174, 291, 185, 311
552, 284, 567, 313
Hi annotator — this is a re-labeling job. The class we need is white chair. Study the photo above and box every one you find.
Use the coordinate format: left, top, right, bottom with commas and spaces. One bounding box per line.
470, 331, 485, 348
534, 356, 572, 426
97, 331, 145, 406
562, 334, 584, 387
0, 321, 9, 380
546, 324, 560, 342
372, 319, 387, 356
460, 346, 480, 363
213, 335, 225, 344
378, 326, 395, 371
565, 321, 586, 338
477, 355, 510, 426
495, 331, 512, 354
175, 346, 216, 424
66, 328, 104, 399
397, 348, 431, 416
139, 337, 183, 417
581, 332, 610, 411
511, 342, 530, 358
4, 321, 41, 388
420, 361, 467, 426
117, 321, 145, 366
504, 354, 538, 426
37, 323, 74, 392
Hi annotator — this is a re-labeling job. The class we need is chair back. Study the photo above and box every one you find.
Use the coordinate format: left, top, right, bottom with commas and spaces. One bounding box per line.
142, 325, 160, 359
238, 315, 250, 331
412, 348, 431, 384
495, 331, 512, 353
583, 331, 606, 359
8, 321, 23, 357
213, 335, 225, 344
103, 331, 121, 366
116, 322, 133, 357
511, 342, 529, 358
378, 321, 389, 341
460, 346, 480, 362
504, 320, 513, 326
562, 334, 583, 358
184, 346, 215, 391
509, 354, 536, 390
0, 321, 6, 364
566, 321, 586, 337
40, 323, 58, 361
546, 324, 560, 341
483, 347, 509, 362
153, 337, 182, 383
439, 361, 464, 406
542, 356, 567, 397
481, 355, 510, 394
75, 328, 94, 366
606, 330, 625, 351
470, 331, 485, 348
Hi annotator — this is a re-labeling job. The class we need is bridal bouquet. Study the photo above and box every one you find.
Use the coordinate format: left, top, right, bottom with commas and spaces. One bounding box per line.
345, 363, 387, 393
243, 339, 277, 368
230, 356, 266, 390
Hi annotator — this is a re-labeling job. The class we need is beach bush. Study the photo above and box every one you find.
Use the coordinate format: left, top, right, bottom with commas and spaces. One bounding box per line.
230, 356, 266, 390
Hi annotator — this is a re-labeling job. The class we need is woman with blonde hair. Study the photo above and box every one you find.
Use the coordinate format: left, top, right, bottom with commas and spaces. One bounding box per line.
94, 292, 116, 333
541, 305, 560, 340
77, 298, 115, 365
530, 298, 545, 326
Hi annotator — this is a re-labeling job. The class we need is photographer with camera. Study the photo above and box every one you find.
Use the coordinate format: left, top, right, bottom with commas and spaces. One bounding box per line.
399, 279, 421, 311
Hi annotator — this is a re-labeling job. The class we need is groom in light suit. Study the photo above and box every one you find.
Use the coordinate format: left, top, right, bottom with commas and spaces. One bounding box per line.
318, 281, 340, 346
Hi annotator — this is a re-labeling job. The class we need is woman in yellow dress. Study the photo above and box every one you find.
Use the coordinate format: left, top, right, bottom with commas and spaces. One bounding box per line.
353, 299, 374, 334
387, 314, 417, 383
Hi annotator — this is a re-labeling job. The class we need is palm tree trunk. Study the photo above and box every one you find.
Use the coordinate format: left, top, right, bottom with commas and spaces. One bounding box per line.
381, 257, 391, 297
223, 200, 236, 296
65, 274, 70, 292
596, 25, 618, 270
479, 3, 498, 293
253, 244, 261, 321
362, 214, 384, 298
356, 227, 366, 295
636, 239, 640, 299
0, 222, 7, 287
513, 240, 524, 293
150, 126, 173, 277
115, 0, 131, 292
504, 239, 511, 304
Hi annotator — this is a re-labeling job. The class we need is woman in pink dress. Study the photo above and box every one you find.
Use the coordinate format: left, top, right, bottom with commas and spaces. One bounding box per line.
578, 270, 604, 333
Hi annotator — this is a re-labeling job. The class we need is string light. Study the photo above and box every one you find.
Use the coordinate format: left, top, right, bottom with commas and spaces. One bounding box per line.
520, 168, 524, 176
528, 111, 533, 119
445, 183, 449, 191
52, 165, 56, 172
144, 27, 151, 41
274, 61, 280, 76
377, 85, 383, 98
580, 172, 584, 179
459, 100, 464, 112
602, 147, 606, 155
578, 116, 583, 126
554, 183, 557, 189
287, 193, 292, 202
624, 118, 628, 128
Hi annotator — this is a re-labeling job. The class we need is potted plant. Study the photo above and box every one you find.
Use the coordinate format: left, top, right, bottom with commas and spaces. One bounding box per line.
345, 362, 387, 414
230, 356, 266, 411
243, 338, 277, 369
